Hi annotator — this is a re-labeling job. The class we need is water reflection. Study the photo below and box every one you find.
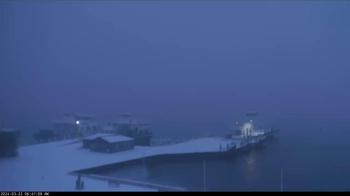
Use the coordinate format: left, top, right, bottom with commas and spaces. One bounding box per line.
96, 127, 350, 191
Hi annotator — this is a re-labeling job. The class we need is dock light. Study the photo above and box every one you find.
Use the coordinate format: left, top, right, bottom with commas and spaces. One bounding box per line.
76, 120, 80, 125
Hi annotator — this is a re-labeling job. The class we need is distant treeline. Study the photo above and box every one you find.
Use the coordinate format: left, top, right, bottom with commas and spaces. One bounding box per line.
0, 131, 19, 157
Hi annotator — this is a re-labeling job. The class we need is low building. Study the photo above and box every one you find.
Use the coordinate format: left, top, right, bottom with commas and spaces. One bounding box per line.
82, 134, 134, 153
111, 114, 153, 146
33, 129, 56, 143
82, 133, 114, 149
53, 113, 99, 139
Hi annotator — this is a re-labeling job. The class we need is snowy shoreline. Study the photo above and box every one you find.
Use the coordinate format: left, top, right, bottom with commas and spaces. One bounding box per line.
0, 134, 269, 191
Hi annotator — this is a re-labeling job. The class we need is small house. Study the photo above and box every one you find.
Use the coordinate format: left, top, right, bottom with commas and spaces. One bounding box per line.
82, 134, 134, 153
82, 133, 113, 149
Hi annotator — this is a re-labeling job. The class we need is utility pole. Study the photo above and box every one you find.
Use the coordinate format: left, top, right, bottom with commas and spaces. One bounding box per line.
280, 167, 284, 192
203, 160, 207, 192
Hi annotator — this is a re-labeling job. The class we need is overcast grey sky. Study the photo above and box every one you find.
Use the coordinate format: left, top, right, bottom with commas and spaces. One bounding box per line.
1, 1, 350, 132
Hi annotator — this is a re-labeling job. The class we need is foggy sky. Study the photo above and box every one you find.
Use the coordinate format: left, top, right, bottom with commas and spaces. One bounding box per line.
1, 1, 350, 131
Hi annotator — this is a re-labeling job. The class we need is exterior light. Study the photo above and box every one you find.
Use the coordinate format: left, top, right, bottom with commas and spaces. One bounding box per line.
76, 120, 80, 125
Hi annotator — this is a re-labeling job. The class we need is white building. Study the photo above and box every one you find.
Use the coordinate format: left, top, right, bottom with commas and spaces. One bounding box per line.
53, 113, 99, 138
240, 120, 266, 138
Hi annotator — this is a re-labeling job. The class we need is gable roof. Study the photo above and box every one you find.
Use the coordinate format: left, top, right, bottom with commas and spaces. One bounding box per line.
100, 135, 134, 143
84, 133, 114, 140
84, 133, 134, 143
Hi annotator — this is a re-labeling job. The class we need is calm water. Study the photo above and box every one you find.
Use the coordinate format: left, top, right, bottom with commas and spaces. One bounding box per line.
97, 118, 350, 191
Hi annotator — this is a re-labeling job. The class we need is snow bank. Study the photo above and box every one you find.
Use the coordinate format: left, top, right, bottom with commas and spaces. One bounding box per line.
0, 137, 242, 191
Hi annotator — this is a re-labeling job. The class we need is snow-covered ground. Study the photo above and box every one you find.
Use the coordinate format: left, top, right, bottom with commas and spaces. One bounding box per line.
0, 137, 241, 191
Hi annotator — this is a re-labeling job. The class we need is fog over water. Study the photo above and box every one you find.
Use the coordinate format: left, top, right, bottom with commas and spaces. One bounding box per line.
2, 2, 350, 136
1, 1, 350, 191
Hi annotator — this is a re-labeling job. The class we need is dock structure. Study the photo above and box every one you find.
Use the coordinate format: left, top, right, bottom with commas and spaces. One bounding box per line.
0, 128, 274, 191
80, 174, 186, 191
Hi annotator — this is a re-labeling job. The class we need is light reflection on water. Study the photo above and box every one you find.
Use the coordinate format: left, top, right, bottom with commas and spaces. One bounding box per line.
96, 119, 350, 191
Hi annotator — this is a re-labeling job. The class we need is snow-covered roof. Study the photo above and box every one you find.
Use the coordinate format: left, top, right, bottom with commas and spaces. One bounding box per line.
84, 133, 114, 140
100, 135, 134, 143
84, 134, 133, 143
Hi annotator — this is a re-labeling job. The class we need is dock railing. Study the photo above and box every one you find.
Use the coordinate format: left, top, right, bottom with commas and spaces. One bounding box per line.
78, 174, 186, 192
